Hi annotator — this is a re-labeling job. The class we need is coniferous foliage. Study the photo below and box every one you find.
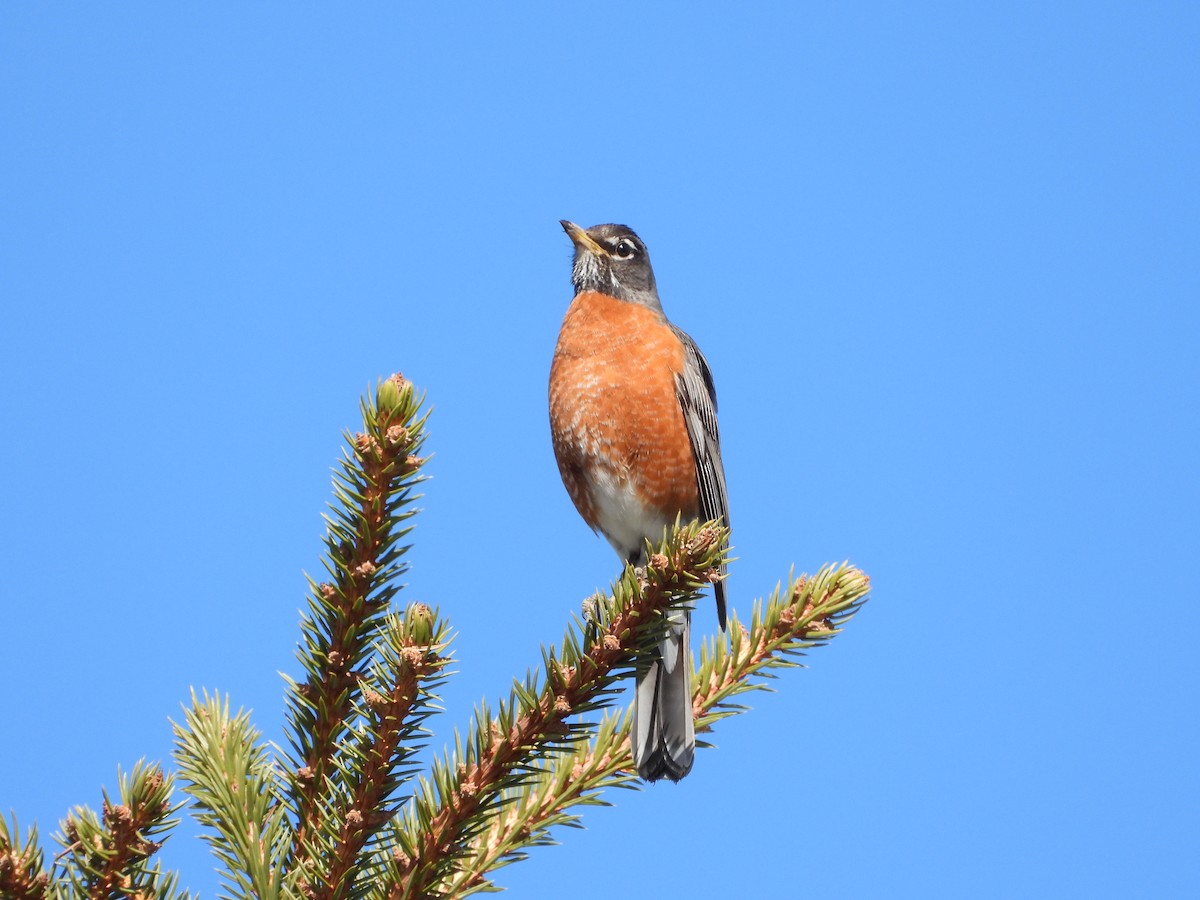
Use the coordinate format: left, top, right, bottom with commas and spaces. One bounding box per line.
1, 762, 192, 900
0, 375, 871, 899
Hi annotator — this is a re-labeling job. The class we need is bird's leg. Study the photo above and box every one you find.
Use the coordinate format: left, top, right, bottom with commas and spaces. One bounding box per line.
582, 591, 606, 645
629, 549, 646, 586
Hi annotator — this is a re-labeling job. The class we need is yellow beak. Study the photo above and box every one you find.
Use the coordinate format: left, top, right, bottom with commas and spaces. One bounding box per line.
560, 220, 605, 254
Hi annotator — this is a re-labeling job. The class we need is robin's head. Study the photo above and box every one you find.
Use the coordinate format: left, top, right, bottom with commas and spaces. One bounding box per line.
561, 221, 662, 310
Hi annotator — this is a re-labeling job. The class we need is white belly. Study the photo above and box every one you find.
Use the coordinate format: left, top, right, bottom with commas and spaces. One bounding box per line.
587, 468, 674, 563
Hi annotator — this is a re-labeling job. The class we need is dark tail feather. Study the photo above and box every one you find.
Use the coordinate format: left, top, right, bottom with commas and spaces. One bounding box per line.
631, 611, 694, 782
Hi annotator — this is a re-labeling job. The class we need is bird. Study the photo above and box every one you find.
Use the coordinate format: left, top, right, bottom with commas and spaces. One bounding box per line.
548, 220, 729, 782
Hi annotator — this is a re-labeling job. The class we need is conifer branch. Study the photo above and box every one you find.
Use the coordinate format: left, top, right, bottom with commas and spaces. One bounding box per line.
440, 711, 639, 897
694, 563, 869, 726
172, 691, 289, 899
0, 815, 49, 900
283, 375, 430, 859
309, 607, 452, 900
53, 762, 191, 900
384, 522, 729, 899
444, 563, 871, 896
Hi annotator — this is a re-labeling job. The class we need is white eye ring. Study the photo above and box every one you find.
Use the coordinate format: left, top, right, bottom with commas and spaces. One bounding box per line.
613, 239, 637, 259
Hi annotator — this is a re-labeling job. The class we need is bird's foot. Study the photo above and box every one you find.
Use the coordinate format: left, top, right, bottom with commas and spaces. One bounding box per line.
582, 591, 607, 644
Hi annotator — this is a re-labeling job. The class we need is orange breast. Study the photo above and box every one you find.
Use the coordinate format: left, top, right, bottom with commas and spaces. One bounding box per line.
548, 291, 700, 533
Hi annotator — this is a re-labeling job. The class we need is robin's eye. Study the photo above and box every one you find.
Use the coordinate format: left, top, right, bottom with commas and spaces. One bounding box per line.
613, 240, 637, 259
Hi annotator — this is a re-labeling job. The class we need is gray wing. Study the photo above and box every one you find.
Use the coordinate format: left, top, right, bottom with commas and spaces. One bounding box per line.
671, 325, 730, 629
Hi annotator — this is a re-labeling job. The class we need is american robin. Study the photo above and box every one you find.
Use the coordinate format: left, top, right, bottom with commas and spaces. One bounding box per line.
549, 220, 729, 783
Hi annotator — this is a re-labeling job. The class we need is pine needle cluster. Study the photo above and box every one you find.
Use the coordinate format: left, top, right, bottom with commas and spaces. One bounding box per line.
0, 374, 871, 899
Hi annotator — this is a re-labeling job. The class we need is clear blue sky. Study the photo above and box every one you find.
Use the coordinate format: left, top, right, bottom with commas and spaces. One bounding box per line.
3, 4, 1197, 897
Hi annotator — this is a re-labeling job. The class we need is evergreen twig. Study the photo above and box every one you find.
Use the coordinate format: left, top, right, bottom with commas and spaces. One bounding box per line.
172, 691, 289, 899
384, 522, 730, 899
312, 608, 452, 900
443, 563, 871, 896
279, 373, 444, 898
0, 814, 49, 900
53, 762, 191, 900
